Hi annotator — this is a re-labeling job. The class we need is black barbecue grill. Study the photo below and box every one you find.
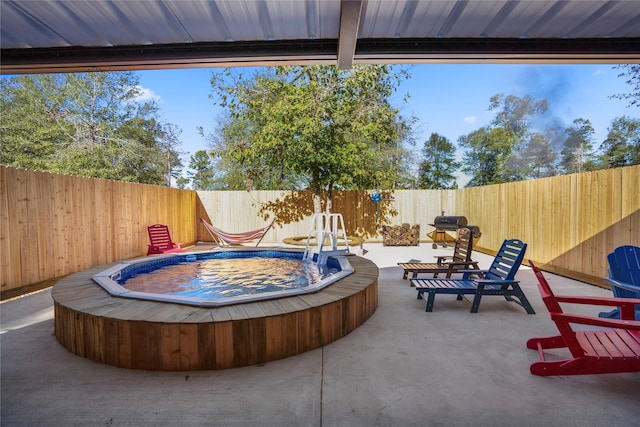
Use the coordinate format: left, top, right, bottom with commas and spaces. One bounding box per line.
429, 216, 481, 249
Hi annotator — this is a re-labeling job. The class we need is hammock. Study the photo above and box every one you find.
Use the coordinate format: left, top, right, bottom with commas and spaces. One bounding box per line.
200, 218, 274, 246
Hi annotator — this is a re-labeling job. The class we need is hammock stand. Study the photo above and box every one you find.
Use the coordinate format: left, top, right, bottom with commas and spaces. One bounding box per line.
200, 218, 274, 247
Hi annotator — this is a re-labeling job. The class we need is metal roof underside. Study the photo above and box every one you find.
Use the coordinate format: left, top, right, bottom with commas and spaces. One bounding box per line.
2, 0, 639, 74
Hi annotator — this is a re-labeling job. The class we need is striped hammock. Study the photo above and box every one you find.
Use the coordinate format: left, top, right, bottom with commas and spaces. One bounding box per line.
200, 218, 274, 246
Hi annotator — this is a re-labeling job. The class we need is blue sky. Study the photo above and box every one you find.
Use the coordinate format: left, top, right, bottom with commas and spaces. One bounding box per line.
137, 64, 636, 185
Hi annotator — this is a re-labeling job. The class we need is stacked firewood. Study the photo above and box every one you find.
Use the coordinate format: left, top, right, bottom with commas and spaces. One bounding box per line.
382, 223, 420, 246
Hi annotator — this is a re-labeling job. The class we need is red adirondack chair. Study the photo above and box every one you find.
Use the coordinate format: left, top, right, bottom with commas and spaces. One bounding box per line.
527, 260, 640, 376
147, 224, 184, 255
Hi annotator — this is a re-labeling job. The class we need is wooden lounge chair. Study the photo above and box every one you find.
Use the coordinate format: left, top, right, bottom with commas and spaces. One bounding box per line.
147, 224, 184, 255
398, 227, 478, 281
411, 239, 534, 314
599, 245, 640, 320
200, 218, 274, 246
527, 260, 640, 376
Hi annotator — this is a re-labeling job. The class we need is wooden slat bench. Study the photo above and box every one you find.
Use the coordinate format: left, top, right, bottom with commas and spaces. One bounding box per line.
411, 239, 535, 314
398, 227, 478, 281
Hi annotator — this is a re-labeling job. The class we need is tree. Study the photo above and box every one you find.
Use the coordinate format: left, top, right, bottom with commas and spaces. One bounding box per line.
489, 94, 549, 140
155, 122, 185, 187
559, 118, 597, 174
611, 64, 640, 108
187, 150, 216, 190
0, 72, 182, 185
517, 132, 557, 179
175, 176, 190, 189
458, 93, 549, 187
0, 74, 66, 170
599, 116, 640, 168
488, 94, 549, 181
417, 133, 459, 189
459, 126, 513, 187
202, 114, 303, 190
208, 65, 412, 214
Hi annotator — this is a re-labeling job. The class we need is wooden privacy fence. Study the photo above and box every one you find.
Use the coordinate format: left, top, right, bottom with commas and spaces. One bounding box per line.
454, 167, 639, 284
1, 166, 197, 296
2, 164, 639, 296
193, 165, 639, 286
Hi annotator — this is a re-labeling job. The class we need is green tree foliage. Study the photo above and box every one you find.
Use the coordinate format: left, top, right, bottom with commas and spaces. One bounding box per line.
611, 64, 640, 108
517, 133, 557, 179
0, 72, 182, 185
208, 65, 412, 213
459, 94, 549, 186
187, 150, 216, 190
489, 94, 549, 140
599, 116, 640, 168
489, 94, 549, 181
1, 74, 65, 170
560, 118, 597, 174
175, 176, 190, 189
202, 115, 304, 190
459, 126, 513, 187
417, 133, 459, 189
154, 122, 185, 186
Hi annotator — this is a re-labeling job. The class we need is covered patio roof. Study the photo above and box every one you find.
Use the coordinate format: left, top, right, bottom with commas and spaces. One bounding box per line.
1, 0, 639, 74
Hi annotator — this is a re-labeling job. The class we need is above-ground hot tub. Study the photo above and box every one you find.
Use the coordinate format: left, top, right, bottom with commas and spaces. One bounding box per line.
92, 248, 354, 307
52, 247, 378, 371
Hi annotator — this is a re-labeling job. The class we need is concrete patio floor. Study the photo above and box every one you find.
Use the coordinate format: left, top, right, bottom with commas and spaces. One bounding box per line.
2, 243, 639, 426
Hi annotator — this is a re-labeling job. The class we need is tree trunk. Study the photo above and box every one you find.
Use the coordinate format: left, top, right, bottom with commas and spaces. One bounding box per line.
325, 182, 333, 215
312, 171, 323, 214
313, 184, 323, 240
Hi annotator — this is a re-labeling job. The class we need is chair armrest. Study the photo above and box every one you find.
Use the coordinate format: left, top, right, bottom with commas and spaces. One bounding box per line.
555, 295, 640, 307
555, 295, 640, 320
434, 255, 453, 265
474, 279, 519, 285
460, 269, 487, 279
446, 261, 479, 268
605, 277, 640, 294
550, 312, 640, 331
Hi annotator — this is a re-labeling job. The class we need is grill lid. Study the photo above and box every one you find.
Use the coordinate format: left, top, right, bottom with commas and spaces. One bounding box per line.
433, 216, 468, 228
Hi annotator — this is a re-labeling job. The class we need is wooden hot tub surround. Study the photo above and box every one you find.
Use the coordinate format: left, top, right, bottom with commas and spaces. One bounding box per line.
52, 253, 378, 371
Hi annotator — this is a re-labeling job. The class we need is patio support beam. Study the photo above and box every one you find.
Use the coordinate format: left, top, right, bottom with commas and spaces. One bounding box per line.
353, 37, 640, 64
337, 0, 363, 69
2, 37, 639, 75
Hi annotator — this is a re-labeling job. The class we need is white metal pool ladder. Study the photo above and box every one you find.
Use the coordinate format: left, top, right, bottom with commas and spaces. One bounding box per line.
302, 213, 350, 264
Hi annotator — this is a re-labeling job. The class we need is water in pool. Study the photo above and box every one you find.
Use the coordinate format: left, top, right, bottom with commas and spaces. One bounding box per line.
121, 256, 338, 298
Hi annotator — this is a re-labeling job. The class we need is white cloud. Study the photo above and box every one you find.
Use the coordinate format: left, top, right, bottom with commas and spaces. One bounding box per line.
593, 69, 605, 76
464, 116, 477, 123
133, 85, 162, 103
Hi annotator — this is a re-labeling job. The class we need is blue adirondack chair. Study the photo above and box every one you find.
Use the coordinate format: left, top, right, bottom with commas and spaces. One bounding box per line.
599, 245, 640, 320
411, 239, 535, 314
